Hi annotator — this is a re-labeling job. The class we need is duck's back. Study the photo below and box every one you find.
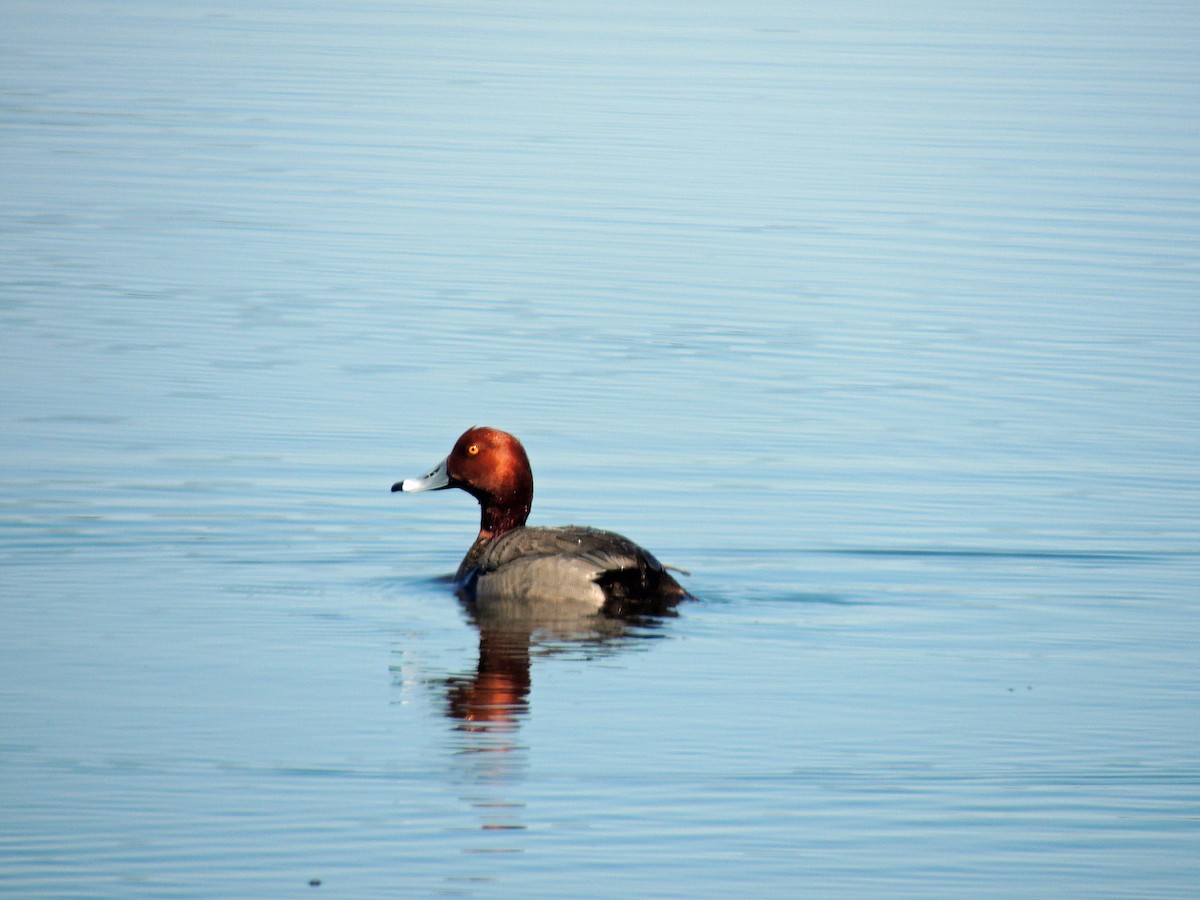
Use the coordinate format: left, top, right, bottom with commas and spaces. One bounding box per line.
459, 525, 687, 614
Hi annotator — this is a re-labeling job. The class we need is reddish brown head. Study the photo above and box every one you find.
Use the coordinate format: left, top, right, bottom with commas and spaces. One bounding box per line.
392, 427, 534, 539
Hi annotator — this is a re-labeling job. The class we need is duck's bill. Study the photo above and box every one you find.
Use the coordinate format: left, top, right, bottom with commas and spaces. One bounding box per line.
391, 457, 451, 493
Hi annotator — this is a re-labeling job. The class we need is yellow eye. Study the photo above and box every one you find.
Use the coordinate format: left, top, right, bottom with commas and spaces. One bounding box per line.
467, 443, 479, 455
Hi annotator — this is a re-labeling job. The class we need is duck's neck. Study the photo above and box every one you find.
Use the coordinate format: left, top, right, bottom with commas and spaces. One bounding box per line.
457, 502, 529, 582
479, 500, 530, 543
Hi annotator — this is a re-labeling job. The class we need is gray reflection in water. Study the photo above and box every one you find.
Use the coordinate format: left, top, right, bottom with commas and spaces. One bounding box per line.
445, 592, 671, 730
437, 595, 676, 858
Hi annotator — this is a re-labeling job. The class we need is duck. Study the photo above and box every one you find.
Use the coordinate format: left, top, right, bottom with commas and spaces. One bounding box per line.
391, 427, 688, 616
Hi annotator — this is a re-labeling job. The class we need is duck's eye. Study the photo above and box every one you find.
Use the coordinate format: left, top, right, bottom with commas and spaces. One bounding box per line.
467, 443, 479, 456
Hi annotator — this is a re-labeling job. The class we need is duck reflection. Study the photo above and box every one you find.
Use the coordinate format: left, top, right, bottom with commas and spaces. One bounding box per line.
445, 629, 532, 728
443, 593, 671, 730
431, 593, 680, 852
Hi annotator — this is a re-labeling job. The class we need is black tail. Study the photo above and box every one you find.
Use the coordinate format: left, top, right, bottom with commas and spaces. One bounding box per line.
596, 563, 690, 618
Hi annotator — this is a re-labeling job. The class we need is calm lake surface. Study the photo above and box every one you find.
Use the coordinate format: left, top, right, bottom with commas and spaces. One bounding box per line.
2, 1, 1199, 896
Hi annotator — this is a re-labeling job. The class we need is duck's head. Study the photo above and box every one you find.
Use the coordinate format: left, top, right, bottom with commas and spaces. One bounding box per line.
393, 427, 534, 535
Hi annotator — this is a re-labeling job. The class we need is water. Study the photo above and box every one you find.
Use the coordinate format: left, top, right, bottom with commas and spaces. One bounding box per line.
2, 1, 1199, 896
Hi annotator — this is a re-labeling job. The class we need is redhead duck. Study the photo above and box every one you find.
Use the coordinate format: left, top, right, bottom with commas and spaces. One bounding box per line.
391, 427, 688, 615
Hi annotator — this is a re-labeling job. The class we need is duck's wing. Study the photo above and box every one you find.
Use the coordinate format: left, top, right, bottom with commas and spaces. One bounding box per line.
476, 526, 662, 575
469, 526, 687, 613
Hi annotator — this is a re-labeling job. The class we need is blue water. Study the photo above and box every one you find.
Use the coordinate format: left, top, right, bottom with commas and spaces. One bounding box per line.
2, 1, 1198, 896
